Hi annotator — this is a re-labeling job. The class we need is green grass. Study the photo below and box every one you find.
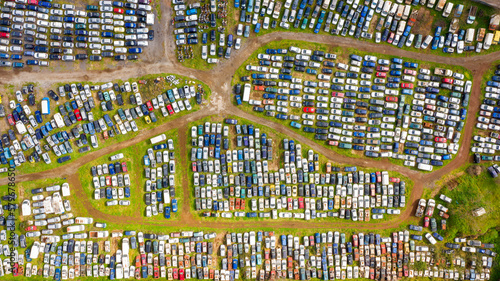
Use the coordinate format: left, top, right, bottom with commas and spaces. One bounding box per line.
231, 39, 472, 171
1, 73, 211, 178
185, 114, 414, 222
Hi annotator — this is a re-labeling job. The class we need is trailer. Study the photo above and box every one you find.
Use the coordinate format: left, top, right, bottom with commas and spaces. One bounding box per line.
490, 14, 500, 31
272, 1, 282, 19
41, 97, 50, 115
407, 10, 418, 27
395, 5, 405, 20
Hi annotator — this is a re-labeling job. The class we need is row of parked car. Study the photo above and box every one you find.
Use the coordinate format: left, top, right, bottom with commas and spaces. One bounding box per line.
191, 121, 407, 220
471, 63, 500, 166
235, 46, 471, 171
143, 141, 178, 218
0, 0, 155, 68
18, 223, 496, 280
232, 0, 492, 56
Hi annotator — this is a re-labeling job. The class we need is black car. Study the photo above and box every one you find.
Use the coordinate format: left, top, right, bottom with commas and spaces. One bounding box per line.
127, 55, 138, 60
474, 153, 481, 163
115, 55, 126, 61
47, 90, 59, 101
148, 30, 154, 40
28, 93, 35, 106
89, 55, 102, 61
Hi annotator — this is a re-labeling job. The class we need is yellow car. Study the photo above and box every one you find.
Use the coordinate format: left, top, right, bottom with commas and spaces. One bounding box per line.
144, 116, 151, 124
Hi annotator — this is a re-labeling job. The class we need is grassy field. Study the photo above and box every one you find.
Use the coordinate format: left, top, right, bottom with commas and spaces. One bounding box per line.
1, 73, 211, 178
185, 114, 414, 223
231, 39, 472, 171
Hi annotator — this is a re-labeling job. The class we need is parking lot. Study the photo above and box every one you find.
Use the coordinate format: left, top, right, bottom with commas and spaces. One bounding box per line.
191, 119, 409, 220
233, 43, 472, 171
0, 0, 159, 69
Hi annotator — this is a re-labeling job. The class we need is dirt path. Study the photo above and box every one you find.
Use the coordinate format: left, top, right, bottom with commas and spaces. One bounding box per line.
1, 21, 498, 230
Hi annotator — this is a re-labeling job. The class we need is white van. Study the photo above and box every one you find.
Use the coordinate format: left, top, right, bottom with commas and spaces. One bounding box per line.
417, 163, 433, 171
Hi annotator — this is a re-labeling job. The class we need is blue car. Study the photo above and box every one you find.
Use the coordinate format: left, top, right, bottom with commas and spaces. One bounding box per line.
171, 199, 178, 212
164, 206, 171, 218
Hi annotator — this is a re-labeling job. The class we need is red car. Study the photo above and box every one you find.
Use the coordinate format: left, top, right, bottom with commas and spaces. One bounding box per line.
298, 197, 304, 209
25, 225, 37, 231
390, 177, 400, 183
387, 32, 395, 44
442, 78, 454, 84
0, 32, 9, 39
403, 69, 416, 76
424, 217, 430, 227
121, 162, 128, 172
141, 254, 147, 266
327, 140, 338, 146
434, 137, 447, 143
106, 176, 111, 186
192, 162, 197, 172
385, 96, 398, 102
376, 171, 381, 182
146, 101, 153, 111
154, 267, 159, 278
114, 8, 124, 13
401, 83, 413, 89
7, 114, 15, 126
74, 109, 82, 121
376, 65, 389, 72
303, 107, 315, 113
375, 72, 386, 78
166, 104, 174, 115
179, 269, 185, 280
331, 92, 344, 97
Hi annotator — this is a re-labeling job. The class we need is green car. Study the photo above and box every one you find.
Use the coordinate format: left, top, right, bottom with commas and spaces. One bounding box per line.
86, 5, 98, 10
339, 143, 352, 149
301, 18, 308, 29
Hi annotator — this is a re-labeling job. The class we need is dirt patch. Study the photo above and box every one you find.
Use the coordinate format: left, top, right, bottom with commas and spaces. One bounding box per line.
446, 178, 459, 191
467, 165, 484, 177
412, 8, 433, 36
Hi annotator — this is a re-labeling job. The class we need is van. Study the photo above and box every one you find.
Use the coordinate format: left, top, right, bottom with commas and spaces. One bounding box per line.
465, 28, 474, 43
417, 163, 433, 171
484, 33, 493, 50
381, 1, 391, 17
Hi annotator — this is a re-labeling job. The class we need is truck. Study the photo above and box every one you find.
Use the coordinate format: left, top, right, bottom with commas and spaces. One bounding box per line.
381, 171, 389, 186
484, 33, 494, 50
242, 83, 251, 102
321, 0, 331, 10
465, 28, 475, 44
41, 97, 50, 115
467, 6, 477, 24
477, 28, 486, 42
434, 68, 453, 77
425, 199, 436, 217
442, 2, 453, 18
110, 153, 124, 161
415, 199, 426, 217
493, 31, 500, 45
439, 194, 452, 203
150, 134, 166, 144
90, 231, 109, 238
435, 0, 447, 12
